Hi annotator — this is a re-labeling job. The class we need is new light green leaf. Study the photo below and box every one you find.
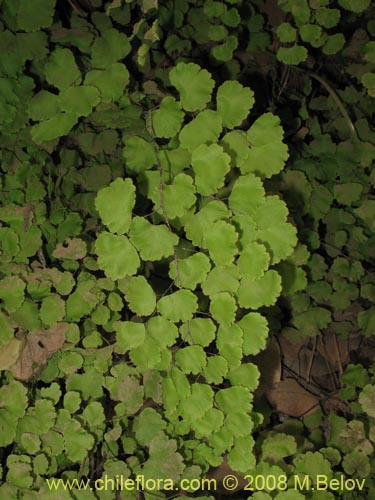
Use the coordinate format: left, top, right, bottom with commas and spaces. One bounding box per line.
192, 143, 231, 195
228, 435, 256, 473
300, 24, 325, 47
277, 45, 308, 65
229, 173, 265, 216
133, 408, 167, 446
129, 217, 178, 261
58, 85, 101, 117
179, 383, 213, 420
184, 200, 230, 248
211, 35, 238, 62
238, 312, 268, 355
31, 113, 78, 144
216, 81, 255, 128
175, 345, 206, 374
179, 110, 222, 152
122, 136, 157, 173
277, 23, 297, 42
254, 195, 289, 228
96, 232, 140, 280
205, 220, 238, 266
223, 412, 253, 438
40, 294, 65, 326
191, 407, 224, 438
204, 355, 228, 384
262, 432, 297, 461
44, 48, 81, 90
95, 178, 135, 235
210, 292, 237, 324
162, 367, 190, 414
130, 337, 161, 371
237, 242, 270, 280
63, 419, 95, 462
157, 290, 198, 323
229, 363, 260, 391
257, 222, 298, 264
66, 281, 99, 321
216, 323, 243, 367
169, 62, 215, 111
244, 113, 289, 177
237, 270, 282, 309
202, 264, 240, 297
123, 276, 156, 316
0, 276, 25, 313
91, 28, 131, 68
115, 321, 146, 352
221, 129, 250, 167
215, 386, 252, 414
152, 96, 184, 138
147, 316, 179, 347
17, 0, 56, 32
141, 435, 185, 482
84, 63, 130, 102
151, 173, 196, 218
180, 318, 216, 347
169, 252, 211, 289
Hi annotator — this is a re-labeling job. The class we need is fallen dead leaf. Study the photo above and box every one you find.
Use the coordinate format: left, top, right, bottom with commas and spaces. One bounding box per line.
267, 378, 321, 417
207, 456, 247, 495
251, 336, 282, 401
10, 323, 68, 381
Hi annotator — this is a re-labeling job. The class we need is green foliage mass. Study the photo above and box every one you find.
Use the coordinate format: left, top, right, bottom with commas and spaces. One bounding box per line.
0, 0, 374, 498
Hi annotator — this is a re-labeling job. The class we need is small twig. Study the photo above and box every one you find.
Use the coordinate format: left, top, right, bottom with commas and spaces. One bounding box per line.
147, 110, 182, 288
66, 0, 85, 15
309, 71, 360, 141
318, 332, 339, 390
276, 65, 290, 101
306, 335, 317, 383
333, 334, 343, 377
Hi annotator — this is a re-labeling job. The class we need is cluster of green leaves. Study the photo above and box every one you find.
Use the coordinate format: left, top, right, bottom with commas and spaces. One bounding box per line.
274, 0, 375, 97
92, 60, 298, 480
108, 0, 271, 81
273, 75, 375, 342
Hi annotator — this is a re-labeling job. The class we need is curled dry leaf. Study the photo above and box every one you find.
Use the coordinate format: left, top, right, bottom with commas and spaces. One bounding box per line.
9, 323, 68, 381
267, 378, 320, 417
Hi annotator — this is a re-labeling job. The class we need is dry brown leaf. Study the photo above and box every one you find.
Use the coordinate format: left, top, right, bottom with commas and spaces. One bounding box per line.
52, 238, 87, 260
10, 323, 68, 381
251, 336, 282, 400
267, 378, 320, 417
278, 327, 306, 367
207, 456, 247, 495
